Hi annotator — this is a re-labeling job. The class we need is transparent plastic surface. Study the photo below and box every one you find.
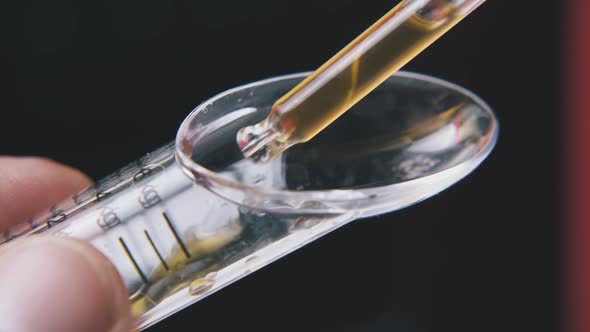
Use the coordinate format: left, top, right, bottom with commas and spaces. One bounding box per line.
0, 72, 497, 330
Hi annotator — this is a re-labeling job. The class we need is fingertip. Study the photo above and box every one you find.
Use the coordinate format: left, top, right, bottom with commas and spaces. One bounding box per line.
6, 156, 93, 190
26, 156, 92, 186
0, 236, 133, 332
0, 156, 93, 230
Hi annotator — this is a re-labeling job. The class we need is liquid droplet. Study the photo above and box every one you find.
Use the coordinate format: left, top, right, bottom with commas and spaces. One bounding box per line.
189, 278, 214, 296
253, 174, 266, 184
290, 217, 323, 231
245, 256, 257, 264
253, 210, 266, 217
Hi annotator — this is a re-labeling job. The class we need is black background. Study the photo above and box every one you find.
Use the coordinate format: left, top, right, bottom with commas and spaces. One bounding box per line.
2, 1, 560, 331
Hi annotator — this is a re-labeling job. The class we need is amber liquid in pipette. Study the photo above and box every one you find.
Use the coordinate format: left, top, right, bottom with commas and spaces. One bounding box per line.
276, 4, 465, 142
238, 0, 483, 162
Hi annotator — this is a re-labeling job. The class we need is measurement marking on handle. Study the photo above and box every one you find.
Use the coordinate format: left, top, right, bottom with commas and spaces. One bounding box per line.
118, 237, 149, 284
144, 230, 169, 271
162, 212, 191, 259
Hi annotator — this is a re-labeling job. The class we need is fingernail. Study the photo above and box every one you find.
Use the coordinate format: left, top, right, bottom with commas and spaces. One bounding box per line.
0, 236, 134, 332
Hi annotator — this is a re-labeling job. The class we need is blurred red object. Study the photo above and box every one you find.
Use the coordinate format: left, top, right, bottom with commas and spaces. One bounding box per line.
568, 1, 590, 331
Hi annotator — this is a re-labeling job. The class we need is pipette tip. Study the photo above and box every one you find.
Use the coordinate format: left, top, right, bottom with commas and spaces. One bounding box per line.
236, 120, 285, 163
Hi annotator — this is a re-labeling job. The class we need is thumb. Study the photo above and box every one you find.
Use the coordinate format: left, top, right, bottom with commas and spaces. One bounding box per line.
0, 236, 134, 332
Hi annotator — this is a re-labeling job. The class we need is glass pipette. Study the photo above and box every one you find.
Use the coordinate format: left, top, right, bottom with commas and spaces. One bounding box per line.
237, 0, 486, 162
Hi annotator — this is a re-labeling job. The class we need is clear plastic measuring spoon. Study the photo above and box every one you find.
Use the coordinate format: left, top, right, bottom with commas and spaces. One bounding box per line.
1, 71, 497, 329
